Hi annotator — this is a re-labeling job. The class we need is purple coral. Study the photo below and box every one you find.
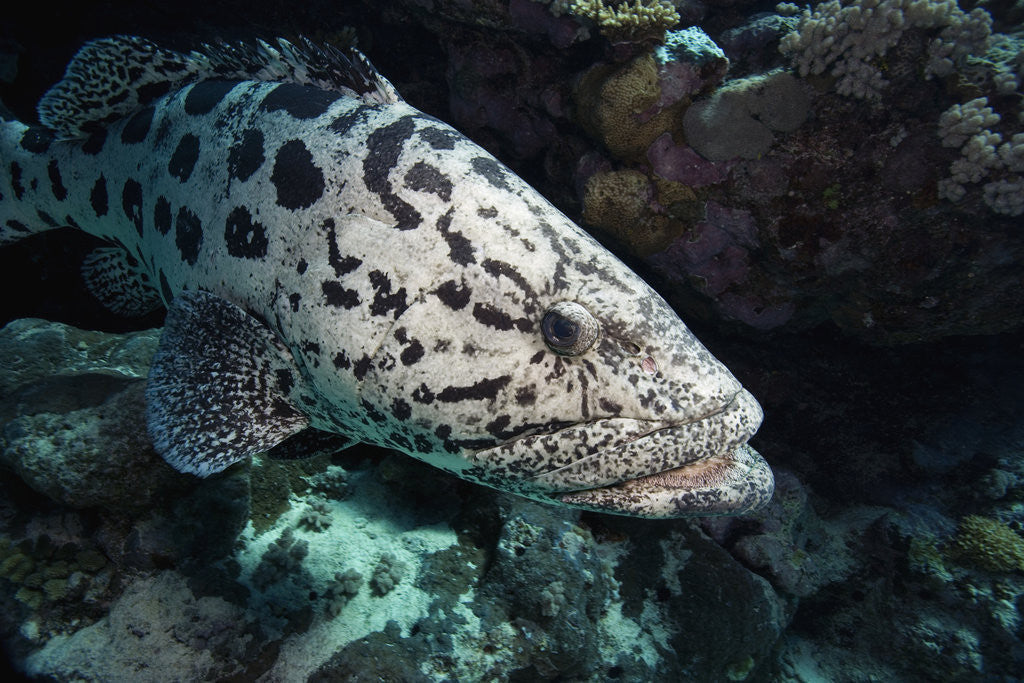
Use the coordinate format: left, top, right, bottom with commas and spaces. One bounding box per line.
648, 200, 757, 292
646, 133, 732, 187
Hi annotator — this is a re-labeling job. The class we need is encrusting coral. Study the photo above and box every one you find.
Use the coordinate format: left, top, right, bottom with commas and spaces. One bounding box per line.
582, 169, 694, 256
682, 70, 811, 161
0, 533, 109, 610
575, 53, 671, 159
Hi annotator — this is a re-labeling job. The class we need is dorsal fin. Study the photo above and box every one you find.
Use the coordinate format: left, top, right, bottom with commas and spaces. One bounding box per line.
38, 37, 203, 139
39, 35, 400, 139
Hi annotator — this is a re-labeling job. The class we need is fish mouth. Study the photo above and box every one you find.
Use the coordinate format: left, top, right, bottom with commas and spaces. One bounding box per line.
555, 442, 774, 518
472, 389, 773, 518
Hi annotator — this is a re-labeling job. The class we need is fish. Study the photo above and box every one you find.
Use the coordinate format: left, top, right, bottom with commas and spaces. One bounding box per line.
0, 35, 773, 517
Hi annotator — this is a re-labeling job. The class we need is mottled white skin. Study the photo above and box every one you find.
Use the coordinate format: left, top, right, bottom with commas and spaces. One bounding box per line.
0, 39, 773, 517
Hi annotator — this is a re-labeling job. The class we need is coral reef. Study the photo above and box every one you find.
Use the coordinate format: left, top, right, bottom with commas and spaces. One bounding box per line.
0, 314, 1021, 680
2, 382, 188, 511
0, 320, 188, 511
23, 571, 257, 681
568, 0, 1024, 342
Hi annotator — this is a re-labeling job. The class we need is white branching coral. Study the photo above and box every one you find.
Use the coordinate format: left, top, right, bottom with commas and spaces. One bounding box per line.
251, 528, 309, 590
919, 3, 992, 79
299, 497, 332, 532
937, 97, 1024, 215
982, 178, 1024, 217
370, 552, 406, 596
306, 465, 350, 499
938, 97, 1001, 148
780, 0, 992, 99
324, 568, 362, 617
998, 133, 1024, 172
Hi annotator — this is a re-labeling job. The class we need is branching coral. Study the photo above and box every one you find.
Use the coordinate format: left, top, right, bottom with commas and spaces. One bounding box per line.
324, 568, 362, 617
251, 528, 308, 590
570, 0, 679, 42
299, 497, 332, 532
937, 97, 1001, 148
779, 0, 992, 100
948, 515, 1024, 572
306, 465, 350, 499
370, 552, 407, 596
937, 97, 1024, 215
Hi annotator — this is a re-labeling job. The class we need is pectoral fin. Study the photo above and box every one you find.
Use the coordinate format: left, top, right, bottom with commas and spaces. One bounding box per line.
81, 247, 162, 316
146, 290, 309, 476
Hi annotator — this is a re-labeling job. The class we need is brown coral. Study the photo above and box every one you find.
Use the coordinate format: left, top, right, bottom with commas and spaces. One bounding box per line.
575, 53, 684, 160
582, 169, 694, 256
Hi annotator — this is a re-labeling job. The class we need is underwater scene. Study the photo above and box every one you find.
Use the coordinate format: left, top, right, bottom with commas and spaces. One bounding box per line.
0, 0, 1023, 680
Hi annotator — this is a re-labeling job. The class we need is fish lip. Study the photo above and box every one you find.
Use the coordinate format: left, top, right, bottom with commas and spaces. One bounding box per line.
543, 390, 760, 492
556, 443, 775, 518
472, 389, 763, 492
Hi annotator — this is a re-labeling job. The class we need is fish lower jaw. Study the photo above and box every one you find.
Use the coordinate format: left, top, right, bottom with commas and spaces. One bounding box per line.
555, 443, 775, 519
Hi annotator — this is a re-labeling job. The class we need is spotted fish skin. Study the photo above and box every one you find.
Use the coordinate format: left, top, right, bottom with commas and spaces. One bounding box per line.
0, 36, 773, 517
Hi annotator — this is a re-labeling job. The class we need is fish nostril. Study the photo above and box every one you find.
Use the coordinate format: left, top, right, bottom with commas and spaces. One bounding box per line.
620, 340, 642, 355
641, 356, 658, 375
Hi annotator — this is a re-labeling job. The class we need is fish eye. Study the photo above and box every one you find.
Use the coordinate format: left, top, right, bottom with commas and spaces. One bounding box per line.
541, 302, 599, 356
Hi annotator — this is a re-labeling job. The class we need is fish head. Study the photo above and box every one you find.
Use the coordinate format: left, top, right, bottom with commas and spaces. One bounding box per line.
357, 201, 772, 518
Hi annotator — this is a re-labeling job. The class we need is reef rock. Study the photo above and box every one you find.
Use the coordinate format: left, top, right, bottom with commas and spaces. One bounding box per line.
0, 319, 189, 510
